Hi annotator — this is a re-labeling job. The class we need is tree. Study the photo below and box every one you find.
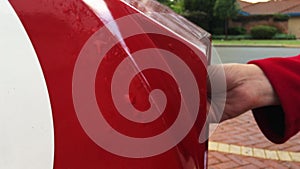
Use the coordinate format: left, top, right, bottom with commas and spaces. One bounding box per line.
184, 0, 197, 11
213, 0, 239, 37
184, 0, 215, 14
156, 0, 169, 3
170, 0, 185, 14
197, 0, 217, 31
183, 0, 217, 31
157, 0, 185, 14
157, 0, 222, 33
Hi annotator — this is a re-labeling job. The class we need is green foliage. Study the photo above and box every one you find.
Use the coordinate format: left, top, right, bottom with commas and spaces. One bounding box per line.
228, 27, 246, 35
273, 13, 290, 21
183, 0, 217, 32
184, 0, 197, 11
212, 34, 252, 40
156, 0, 184, 14
170, 0, 185, 13
213, 0, 239, 36
156, 0, 169, 4
233, 14, 289, 22
250, 25, 278, 39
213, 39, 300, 46
212, 27, 224, 35
213, 0, 239, 20
184, 0, 216, 12
273, 33, 296, 40
158, 0, 239, 33
182, 10, 209, 30
212, 33, 296, 40
232, 15, 272, 22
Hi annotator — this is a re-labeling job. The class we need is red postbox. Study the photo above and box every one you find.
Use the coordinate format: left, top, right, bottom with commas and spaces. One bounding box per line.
1, 0, 211, 168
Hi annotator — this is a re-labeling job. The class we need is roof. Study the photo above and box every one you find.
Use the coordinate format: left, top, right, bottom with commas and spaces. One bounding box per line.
238, 0, 300, 15
238, 0, 254, 8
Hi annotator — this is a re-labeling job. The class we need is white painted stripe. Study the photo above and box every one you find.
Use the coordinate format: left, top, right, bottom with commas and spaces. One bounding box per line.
0, 2, 54, 169
209, 141, 300, 162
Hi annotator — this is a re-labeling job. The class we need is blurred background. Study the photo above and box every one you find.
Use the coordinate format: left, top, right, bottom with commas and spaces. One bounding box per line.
157, 0, 300, 168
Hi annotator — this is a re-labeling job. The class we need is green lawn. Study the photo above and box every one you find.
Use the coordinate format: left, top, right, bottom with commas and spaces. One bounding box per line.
212, 40, 300, 47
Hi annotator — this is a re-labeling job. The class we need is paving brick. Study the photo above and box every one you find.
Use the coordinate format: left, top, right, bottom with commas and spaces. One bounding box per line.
241, 140, 265, 146
236, 164, 257, 169
209, 161, 240, 169
227, 154, 249, 165
267, 143, 294, 151
285, 145, 300, 152
208, 112, 300, 169
222, 139, 242, 145
208, 157, 220, 166
265, 160, 289, 169
282, 162, 300, 168
210, 151, 230, 162
244, 157, 268, 168
252, 142, 273, 149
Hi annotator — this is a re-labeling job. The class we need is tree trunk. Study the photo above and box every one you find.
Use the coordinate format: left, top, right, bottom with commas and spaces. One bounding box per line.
224, 18, 228, 39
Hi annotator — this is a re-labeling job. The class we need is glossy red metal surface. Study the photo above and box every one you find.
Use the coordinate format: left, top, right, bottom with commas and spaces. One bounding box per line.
9, 0, 209, 168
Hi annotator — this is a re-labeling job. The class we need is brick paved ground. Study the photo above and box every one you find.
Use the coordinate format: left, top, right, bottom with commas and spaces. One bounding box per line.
208, 111, 300, 169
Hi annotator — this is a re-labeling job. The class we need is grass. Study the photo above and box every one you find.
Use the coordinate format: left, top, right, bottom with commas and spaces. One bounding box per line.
212, 40, 300, 47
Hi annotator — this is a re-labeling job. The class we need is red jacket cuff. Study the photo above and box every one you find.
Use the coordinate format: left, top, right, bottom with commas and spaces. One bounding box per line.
249, 55, 300, 143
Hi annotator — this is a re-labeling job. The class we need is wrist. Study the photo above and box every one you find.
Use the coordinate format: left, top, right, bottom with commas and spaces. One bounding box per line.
247, 64, 280, 109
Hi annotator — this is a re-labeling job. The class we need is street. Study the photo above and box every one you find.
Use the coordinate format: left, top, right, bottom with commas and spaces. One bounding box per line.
213, 46, 300, 64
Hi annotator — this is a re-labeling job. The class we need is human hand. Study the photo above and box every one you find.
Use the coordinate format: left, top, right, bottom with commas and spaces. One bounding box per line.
207, 63, 280, 122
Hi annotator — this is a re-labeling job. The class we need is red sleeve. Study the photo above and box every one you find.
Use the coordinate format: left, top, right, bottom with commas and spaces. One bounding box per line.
248, 54, 300, 144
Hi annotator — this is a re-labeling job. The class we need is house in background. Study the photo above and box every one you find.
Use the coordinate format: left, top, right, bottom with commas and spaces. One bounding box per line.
238, 0, 253, 9
231, 0, 300, 38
